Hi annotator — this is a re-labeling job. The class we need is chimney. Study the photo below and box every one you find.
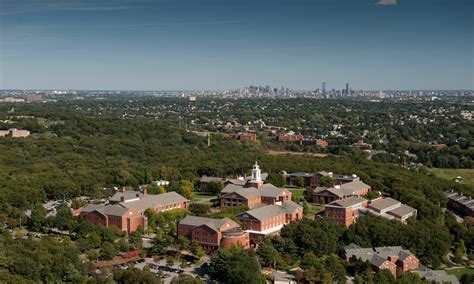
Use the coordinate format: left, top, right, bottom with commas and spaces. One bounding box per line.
120, 196, 125, 202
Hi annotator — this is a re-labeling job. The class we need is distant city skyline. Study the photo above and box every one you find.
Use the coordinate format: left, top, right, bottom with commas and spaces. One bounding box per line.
1, 0, 473, 91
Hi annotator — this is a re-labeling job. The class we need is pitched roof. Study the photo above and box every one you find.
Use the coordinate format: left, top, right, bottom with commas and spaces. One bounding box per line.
387, 204, 417, 218
414, 270, 459, 284
200, 176, 225, 183
314, 181, 370, 197
121, 191, 188, 211
225, 179, 247, 186
368, 197, 401, 212
370, 255, 390, 267
339, 180, 370, 194
96, 204, 129, 217
179, 216, 236, 232
110, 191, 143, 203
327, 196, 367, 208
259, 184, 285, 198
221, 183, 246, 194
282, 201, 303, 214
82, 204, 103, 213
221, 182, 288, 201
237, 205, 286, 221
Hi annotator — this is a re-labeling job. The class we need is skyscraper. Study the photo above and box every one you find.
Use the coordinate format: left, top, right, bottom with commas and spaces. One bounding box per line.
322, 82, 326, 93
345, 82, 349, 95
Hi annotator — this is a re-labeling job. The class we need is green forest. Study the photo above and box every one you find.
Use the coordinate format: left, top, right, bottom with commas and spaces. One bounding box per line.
0, 98, 473, 283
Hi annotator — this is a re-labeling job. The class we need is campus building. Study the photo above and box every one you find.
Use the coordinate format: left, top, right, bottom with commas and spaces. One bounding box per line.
446, 191, 474, 217
312, 180, 371, 204
216, 162, 303, 245
219, 162, 291, 208
178, 216, 249, 252
237, 202, 303, 245
325, 197, 417, 227
286, 171, 360, 190
80, 190, 188, 233
343, 244, 420, 277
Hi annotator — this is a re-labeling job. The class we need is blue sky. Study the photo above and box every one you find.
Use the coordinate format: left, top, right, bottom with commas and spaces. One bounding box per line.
0, 0, 473, 90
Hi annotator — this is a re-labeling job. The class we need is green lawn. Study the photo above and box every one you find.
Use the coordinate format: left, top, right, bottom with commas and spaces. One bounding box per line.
306, 203, 324, 215
431, 168, 474, 186
446, 267, 474, 278
191, 192, 217, 203
289, 188, 305, 202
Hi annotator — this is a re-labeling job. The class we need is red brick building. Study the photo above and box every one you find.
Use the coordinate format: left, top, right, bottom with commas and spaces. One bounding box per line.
236, 202, 303, 245
178, 216, 249, 252
324, 196, 368, 227
344, 244, 420, 277
227, 133, 257, 142
80, 191, 188, 233
219, 163, 291, 209
313, 180, 371, 204
277, 134, 304, 142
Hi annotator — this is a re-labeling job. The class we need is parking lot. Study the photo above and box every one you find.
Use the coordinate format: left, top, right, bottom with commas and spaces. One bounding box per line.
129, 257, 211, 283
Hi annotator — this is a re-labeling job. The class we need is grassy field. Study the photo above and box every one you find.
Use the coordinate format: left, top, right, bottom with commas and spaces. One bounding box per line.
431, 168, 474, 186
289, 188, 306, 202
266, 150, 328, 157
191, 192, 217, 204
306, 203, 324, 215
446, 267, 474, 278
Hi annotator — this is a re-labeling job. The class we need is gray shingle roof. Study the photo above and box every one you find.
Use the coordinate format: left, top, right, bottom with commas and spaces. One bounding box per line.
98, 204, 129, 217
339, 180, 370, 194
259, 184, 285, 198
387, 204, 417, 218
221, 184, 246, 194
370, 255, 389, 267
82, 204, 102, 213
368, 197, 401, 211
327, 196, 367, 208
121, 191, 188, 211
221, 183, 286, 200
237, 205, 286, 221
414, 270, 459, 284
200, 176, 225, 183
179, 216, 236, 232
110, 191, 143, 203
314, 180, 370, 197
282, 201, 303, 214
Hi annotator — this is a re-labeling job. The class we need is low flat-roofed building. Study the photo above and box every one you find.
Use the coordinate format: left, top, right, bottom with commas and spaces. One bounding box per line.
414, 269, 459, 284
446, 191, 474, 217
365, 198, 417, 224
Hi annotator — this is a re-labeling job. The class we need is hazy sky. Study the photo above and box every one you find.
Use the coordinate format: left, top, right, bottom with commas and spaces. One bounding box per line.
0, 0, 473, 90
